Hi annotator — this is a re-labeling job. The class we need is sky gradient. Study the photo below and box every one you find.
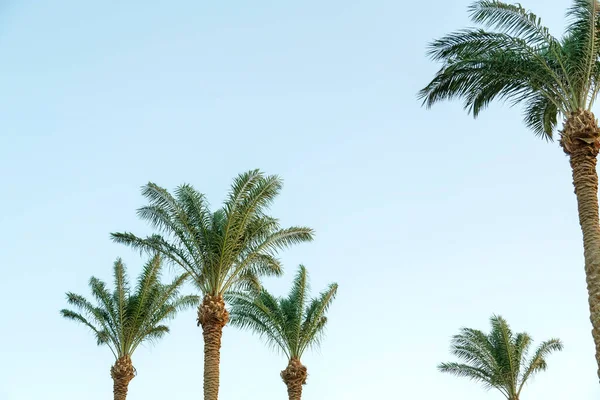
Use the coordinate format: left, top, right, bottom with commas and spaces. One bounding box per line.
1, 0, 598, 399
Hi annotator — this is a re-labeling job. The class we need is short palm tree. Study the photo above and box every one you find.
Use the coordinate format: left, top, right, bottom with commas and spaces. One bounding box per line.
439, 315, 563, 400
60, 255, 198, 400
110, 169, 314, 400
227, 265, 338, 400
419, 0, 600, 378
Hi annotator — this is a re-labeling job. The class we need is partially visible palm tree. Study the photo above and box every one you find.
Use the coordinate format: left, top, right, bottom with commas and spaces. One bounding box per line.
419, 0, 600, 378
60, 255, 198, 400
110, 169, 314, 400
227, 265, 338, 400
439, 315, 563, 400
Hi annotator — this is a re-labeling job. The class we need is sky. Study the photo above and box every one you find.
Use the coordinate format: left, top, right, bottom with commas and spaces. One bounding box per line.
0, 0, 598, 399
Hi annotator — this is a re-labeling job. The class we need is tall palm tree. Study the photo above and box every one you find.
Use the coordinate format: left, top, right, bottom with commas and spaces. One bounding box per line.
419, 0, 600, 378
110, 169, 314, 400
439, 315, 563, 400
227, 265, 338, 400
60, 255, 198, 400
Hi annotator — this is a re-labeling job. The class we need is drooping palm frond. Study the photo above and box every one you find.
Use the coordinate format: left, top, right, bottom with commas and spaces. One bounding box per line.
420, 0, 600, 140
439, 315, 562, 399
517, 338, 563, 395
60, 255, 199, 359
227, 265, 338, 360
111, 169, 314, 297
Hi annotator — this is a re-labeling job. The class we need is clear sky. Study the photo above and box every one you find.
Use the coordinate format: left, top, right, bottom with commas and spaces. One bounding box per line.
1, 0, 598, 399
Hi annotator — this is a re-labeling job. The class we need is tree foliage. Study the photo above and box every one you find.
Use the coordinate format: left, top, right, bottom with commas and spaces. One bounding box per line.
419, 0, 600, 139
60, 255, 199, 359
111, 169, 314, 297
227, 265, 338, 360
439, 315, 563, 399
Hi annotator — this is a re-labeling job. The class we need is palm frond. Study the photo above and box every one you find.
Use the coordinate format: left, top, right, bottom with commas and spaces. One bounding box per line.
421, 29, 567, 116
285, 266, 309, 356
227, 291, 291, 357
518, 338, 563, 394
439, 362, 496, 390
110, 233, 197, 278
522, 93, 559, 139
563, 0, 600, 107
469, 0, 557, 47
125, 254, 162, 349
299, 282, 338, 355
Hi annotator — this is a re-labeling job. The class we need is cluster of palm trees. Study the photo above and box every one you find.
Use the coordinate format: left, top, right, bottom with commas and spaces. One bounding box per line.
61, 170, 338, 400
60, 0, 600, 398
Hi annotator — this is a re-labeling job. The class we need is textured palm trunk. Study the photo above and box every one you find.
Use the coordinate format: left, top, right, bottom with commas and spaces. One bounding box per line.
281, 358, 307, 400
197, 294, 229, 400
111, 355, 135, 400
560, 109, 600, 380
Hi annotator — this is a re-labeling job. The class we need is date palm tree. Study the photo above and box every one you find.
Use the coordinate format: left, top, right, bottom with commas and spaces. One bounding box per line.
60, 255, 198, 400
419, 0, 600, 378
110, 169, 314, 400
439, 315, 563, 400
227, 265, 338, 400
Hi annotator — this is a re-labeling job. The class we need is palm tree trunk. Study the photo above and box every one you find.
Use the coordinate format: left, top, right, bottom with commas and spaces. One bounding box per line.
561, 109, 600, 380
197, 295, 229, 400
281, 358, 308, 400
110, 355, 135, 400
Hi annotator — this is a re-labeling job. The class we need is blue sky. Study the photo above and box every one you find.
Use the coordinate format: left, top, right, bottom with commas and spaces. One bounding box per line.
1, 0, 598, 398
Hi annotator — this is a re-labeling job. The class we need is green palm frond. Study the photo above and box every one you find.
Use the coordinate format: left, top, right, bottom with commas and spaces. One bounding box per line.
522, 93, 559, 138
61, 255, 198, 359
469, 0, 558, 46
439, 315, 562, 399
299, 282, 338, 355
564, 0, 600, 98
111, 170, 314, 298
420, 0, 600, 140
228, 266, 338, 361
517, 338, 563, 394
439, 362, 498, 391
227, 290, 290, 356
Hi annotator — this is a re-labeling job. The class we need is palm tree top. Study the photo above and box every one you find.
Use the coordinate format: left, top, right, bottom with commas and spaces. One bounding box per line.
60, 255, 199, 359
227, 265, 338, 360
419, 0, 600, 140
110, 169, 314, 297
439, 315, 563, 399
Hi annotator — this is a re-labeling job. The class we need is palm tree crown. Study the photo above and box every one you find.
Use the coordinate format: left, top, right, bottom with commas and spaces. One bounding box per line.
227, 265, 338, 360
110, 169, 314, 298
439, 315, 563, 400
419, 0, 600, 140
60, 255, 199, 359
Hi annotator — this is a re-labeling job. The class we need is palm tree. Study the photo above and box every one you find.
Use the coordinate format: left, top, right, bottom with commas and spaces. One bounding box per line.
227, 265, 338, 400
439, 315, 563, 400
419, 0, 600, 378
60, 255, 198, 400
110, 169, 314, 400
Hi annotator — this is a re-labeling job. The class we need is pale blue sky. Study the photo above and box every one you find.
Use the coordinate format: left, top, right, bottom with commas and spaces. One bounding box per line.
1, 0, 598, 399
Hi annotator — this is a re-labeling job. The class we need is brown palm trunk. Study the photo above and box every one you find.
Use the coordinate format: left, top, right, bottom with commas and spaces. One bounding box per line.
281, 358, 307, 400
197, 294, 229, 400
111, 355, 135, 400
560, 109, 600, 380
